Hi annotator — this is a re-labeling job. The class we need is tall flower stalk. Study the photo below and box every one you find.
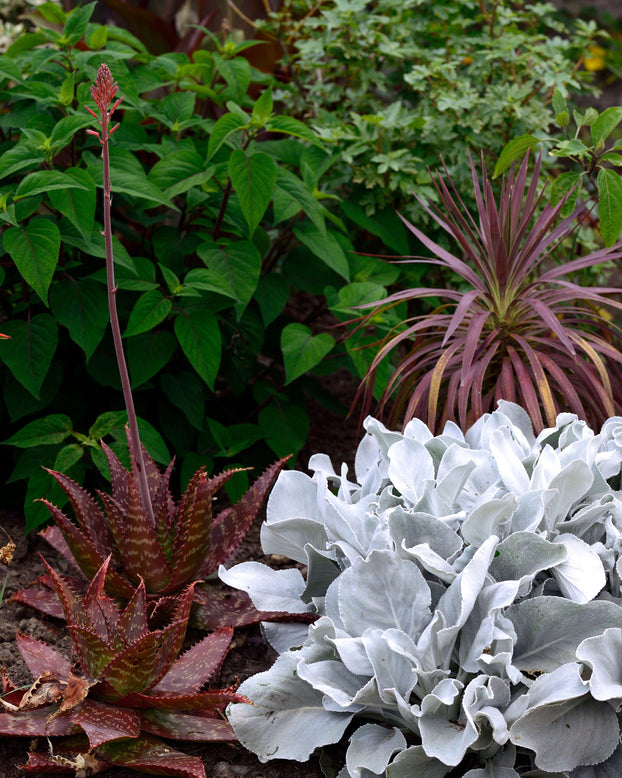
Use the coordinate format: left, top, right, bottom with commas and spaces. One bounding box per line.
86, 64, 154, 525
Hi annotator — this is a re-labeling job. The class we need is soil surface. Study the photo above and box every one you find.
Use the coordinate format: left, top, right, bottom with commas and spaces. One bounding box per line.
0, 370, 363, 778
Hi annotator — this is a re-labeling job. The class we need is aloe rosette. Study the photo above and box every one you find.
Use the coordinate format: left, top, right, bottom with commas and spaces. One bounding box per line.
222, 402, 622, 776
15, 431, 294, 630
0, 557, 247, 776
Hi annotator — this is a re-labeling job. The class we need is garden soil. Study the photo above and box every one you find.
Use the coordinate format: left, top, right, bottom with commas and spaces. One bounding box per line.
0, 369, 363, 777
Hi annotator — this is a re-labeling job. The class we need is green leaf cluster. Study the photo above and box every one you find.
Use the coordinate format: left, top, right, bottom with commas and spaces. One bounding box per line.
0, 3, 398, 528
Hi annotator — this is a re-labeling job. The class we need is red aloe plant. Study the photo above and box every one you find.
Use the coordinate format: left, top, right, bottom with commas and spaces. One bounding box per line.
0, 558, 247, 776
15, 433, 294, 629
355, 153, 622, 433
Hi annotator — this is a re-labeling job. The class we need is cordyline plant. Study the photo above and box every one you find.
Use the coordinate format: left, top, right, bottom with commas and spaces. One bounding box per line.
354, 153, 622, 433
1, 557, 247, 776
14, 64, 293, 630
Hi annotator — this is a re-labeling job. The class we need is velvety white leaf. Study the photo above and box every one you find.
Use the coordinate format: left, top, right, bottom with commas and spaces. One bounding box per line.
345, 723, 407, 777
228, 650, 354, 762
489, 531, 567, 583
550, 533, 605, 602
362, 628, 420, 704
218, 562, 314, 613
509, 597, 622, 671
262, 621, 312, 654
462, 494, 518, 546
297, 658, 369, 709
576, 627, 622, 701
570, 743, 622, 777
386, 746, 450, 777
463, 770, 520, 778
542, 460, 594, 528
260, 517, 330, 564
266, 470, 323, 524
509, 692, 618, 771
488, 428, 531, 494
387, 437, 435, 503
338, 550, 432, 638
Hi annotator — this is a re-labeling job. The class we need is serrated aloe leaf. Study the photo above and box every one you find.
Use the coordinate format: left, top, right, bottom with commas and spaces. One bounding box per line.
12, 583, 65, 620
81, 560, 123, 648
20, 746, 108, 774
48, 470, 113, 558
200, 457, 289, 576
152, 628, 232, 694
148, 584, 196, 689
140, 709, 237, 741
117, 579, 149, 643
0, 707, 79, 737
72, 699, 141, 749
99, 734, 206, 778
100, 630, 162, 697
229, 650, 354, 762
41, 557, 88, 629
16, 633, 72, 681
67, 625, 116, 679
119, 687, 248, 711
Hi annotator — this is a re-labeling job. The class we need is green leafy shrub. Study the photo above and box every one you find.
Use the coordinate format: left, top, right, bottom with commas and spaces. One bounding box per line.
259, 0, 600, 224
223, 403, 622, 775
353, 153, 622, 434
0, 2, 388, 528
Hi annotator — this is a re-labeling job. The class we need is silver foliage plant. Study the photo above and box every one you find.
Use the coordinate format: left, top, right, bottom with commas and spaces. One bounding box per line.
221, 401, 622, 777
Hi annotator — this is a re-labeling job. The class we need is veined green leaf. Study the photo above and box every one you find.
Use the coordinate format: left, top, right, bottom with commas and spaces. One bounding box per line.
62, 1, 96, 45
48, 168, 96, 239
214, 52, 251, 101
494, 135, 542, 178
124, 289, 172, 337
160, 371, 205, 430
197, 239, 262, 315
597, 167, 622, 246
14, 170, 86, 200
148, 150, 214, 199
49, 278, 108, 361
0, 141, 46, 181
282, 322, 335, 384
4, 414, 73, 447
592, 107, 622, 147
293, 222, 350, 280
252, 87, 273, 123
0, 56, 23, 84
549, 170, 583, 217
0, 314, 58, 399
229, 150, 277, 236
174, 306, 221, 389
267, 115, 324, 147
127, 330, 176, 388
49, 113, 94, 151
274, 168, 325, 235
207, 112, 248, 161
3, 217, 60, 305
258, 398, 309, 459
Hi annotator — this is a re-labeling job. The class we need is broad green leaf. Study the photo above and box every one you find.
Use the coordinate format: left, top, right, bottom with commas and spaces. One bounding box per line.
252, 87, 273, 123
0, 141, 46, 180
281, 323, 335, 384
60, 219, 136, 273
3, 217, 60, 304
49, 278, 108, 360
62, 1, 96, 45
89, 410, 126, 439
214, 52, 251, 101
207, 417, 263, 457
341, 201, 409, 255
0, 56, 23, 84
151, 91, 196, 130
136, 417, 170, 464
592, 107, 622, 147
254, 273, 290, 326
124, 289, 172, 337
87, 23, 108, 50
551, 138, 590, 157
258, 399, 309, 459
48, 168, 96, 239
13, 170, 86, 200
127, 331, 176, 388
197, 239, 262, 315
0, 314, 58, 398
274, 168, 326, 235
293, 222, 350, 280
494, 135, 542, 178
267, 115, 324, 147
148, 151, 214, 199
182, 268, 238, 299
49, 113, 94, 151
160, 371, 205, 429
597, 167, 622, 246
552, 87, 567, 116
4, 414, 73, 447
207, 112, 248, 161
229, 150, 277, 236
174, 306, 221, 389
24, 466, 71, 532
54, 443, 84, 472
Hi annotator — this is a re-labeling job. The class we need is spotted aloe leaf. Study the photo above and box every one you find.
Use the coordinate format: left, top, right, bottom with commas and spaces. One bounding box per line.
1, 559, 250, 776
16, 428, 290, 630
